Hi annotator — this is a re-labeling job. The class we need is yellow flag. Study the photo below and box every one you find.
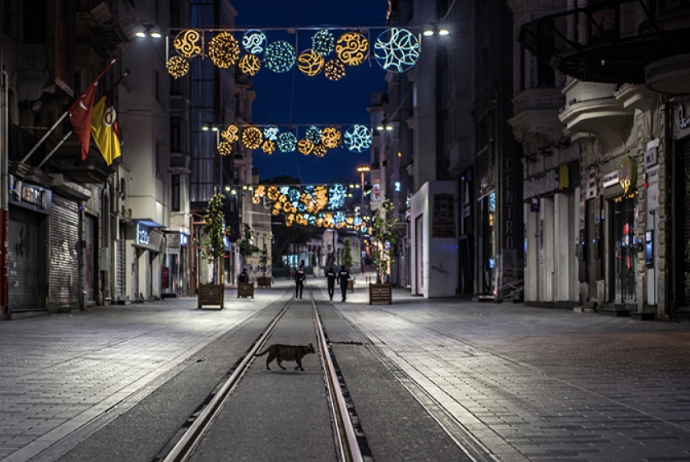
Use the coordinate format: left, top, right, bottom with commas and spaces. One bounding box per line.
90, 92, 121, 165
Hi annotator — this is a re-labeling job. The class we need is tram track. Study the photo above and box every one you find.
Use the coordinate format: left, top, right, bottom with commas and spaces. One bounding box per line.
156, 289, 369, 462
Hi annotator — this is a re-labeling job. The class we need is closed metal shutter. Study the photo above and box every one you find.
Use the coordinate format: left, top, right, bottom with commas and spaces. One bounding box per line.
8, 207, 40, 310
49, 195, 80, 309
83, 214, 97, 303
116, 223, 126, 301
680, 141, 690, 306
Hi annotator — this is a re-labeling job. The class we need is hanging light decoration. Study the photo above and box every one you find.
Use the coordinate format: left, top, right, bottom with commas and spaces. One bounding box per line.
313, 143, 328, 157
261, 139, 276, 154
166, 55, 189, 78
298, 139, 314, 155
335, 31, 369, 66
242, 30, 267, 54
238, 54, 261, 76
263, 126, 280, 141
241, 126, 263, 149
374, 28, 420, 73
321, 126, 341, 148
324, 59, 346, 81
344, 124, 373, 152
252, 195, 261, 205
311, 29, 335, 56
264, 41, 296, 73
277, 132, 297, 152
267, 185, 280, 201
297, 49, 325, 76
173, 29, 202, 58
221, 125, 239, 142
208, 32, 240, 68
304, 125, 322, 144
217, 140, 233, 156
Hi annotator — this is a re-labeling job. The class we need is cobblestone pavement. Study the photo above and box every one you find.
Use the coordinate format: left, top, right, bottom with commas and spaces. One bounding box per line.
3, 276, 690, 462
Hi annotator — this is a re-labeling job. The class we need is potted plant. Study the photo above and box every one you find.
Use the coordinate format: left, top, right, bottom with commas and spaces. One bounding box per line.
342, 237, 355, 292
256, 247, 272, 288
237, 224, 260, 297
369, 200, 399, 304
195, 193, 226, 309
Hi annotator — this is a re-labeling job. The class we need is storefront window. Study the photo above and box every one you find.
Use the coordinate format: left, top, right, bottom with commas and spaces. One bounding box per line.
612, 195, 638, 303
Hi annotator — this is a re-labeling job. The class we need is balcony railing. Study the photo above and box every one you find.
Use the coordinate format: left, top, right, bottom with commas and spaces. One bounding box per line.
518, 0, 690, 84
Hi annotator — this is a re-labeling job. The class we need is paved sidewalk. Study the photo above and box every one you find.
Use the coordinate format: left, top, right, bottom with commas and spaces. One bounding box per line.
327, 277, 690, 462
0, 286, 289, 462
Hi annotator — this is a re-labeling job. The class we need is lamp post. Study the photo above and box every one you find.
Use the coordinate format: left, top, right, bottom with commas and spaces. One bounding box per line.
357, 165, 370, 217
202, 125, 222, 194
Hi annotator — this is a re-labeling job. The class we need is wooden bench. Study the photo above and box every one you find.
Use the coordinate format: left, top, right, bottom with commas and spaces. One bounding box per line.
369, 283, 392, 305
238, 282, 255, 298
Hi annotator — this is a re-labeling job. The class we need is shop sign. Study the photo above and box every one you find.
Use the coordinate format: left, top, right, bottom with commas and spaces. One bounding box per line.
524, 169, 558, 199
619, 157, 638, 194
586, 167, 598, 199
8, 176, 52, 215
137, 223, 150, 245
603, 170, 620, 188
167, 233, 181, 254
644, 139, 659, 168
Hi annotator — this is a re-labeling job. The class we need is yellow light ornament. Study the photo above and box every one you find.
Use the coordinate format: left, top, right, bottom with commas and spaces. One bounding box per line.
208, 32, 240, 68
239, 54, 261, 76
321, 127, 341, 148
221, 125, 239, 142
261, 139, 276, 154
217, 140, 232, 156
241, 126, 263, 149
313, 143, 328, 157
166, 55, 189, 78
297, 49, 325, 76
336, 32, 369, 66
298, 139, 314, 155
174, 29, 202, 58
267, 186, 279, 200
252, 195, 261, 205
324, 59, 346, 81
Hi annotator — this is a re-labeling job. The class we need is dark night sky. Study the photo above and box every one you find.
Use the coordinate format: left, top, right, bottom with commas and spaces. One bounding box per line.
231, 0, 388, 185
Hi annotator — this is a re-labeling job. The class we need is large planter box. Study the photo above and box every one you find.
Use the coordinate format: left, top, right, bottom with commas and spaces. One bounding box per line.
256, 276, 272, 288
347, 279, 354, 292
238, 282, 255, 298
198, 284, 224, 309
369, 283, 392, 305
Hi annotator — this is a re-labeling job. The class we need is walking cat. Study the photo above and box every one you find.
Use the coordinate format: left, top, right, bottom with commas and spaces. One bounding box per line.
255, 343, 316, 371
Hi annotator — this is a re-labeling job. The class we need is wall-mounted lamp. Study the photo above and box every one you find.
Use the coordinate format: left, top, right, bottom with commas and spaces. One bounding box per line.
136, 23, 162, 38
423, 25, 450, 37
376, 119, 394, 131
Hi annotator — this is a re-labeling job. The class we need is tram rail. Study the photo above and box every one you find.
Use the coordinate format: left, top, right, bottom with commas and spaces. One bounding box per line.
158, 290, 366, 462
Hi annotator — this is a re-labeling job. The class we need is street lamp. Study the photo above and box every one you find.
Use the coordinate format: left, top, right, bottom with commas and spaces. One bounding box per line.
357, 165, 370, 216
202, 125, 222, 194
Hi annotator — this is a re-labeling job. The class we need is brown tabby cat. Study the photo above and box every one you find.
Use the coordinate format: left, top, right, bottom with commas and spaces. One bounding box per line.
255, 343, 316, 371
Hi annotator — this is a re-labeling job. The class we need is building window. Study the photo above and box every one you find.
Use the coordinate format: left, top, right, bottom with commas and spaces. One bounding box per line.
171, 116, 181, 152
172, 174, 180, 211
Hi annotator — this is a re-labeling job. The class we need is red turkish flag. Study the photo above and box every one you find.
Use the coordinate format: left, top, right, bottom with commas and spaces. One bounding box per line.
68, 83, 98, 161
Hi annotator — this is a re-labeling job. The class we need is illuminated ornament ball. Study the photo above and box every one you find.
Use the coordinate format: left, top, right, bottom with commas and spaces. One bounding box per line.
311, 29, 335, 56
374, 28, 420, 73
263, 126, 279, 141
238, 54, 261, 76
305, 125, 322, 144
208, 32, 240, 68
324, 59, 346, 81
241, 126, 263, 149
277, 132, 297, 152
313, 143, 328, 157
267, 186, 280, 200
174, 29, 202, 58
252, 195, 261, 205
298, 139, 314, 155
166, 55, 189, 78
221, 125, 239, 142
217, 140, 233, 156
335, 32, 369, 66
261, 139, 276, 154
321, 127, 341, 148
264, 41, 296, 73
344, 124, 372, 152
242, 30, 267, 54
297, 49, 325, 76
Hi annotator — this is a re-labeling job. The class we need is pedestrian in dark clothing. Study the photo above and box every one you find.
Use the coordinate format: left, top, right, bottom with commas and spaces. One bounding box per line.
326, 266, 336, 301
294, 264, 306, 299
238, 268, 249, 284
338, 266, 350, 302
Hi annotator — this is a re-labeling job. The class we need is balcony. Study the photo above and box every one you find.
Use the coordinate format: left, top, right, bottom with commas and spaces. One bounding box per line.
518, 0, 690, 92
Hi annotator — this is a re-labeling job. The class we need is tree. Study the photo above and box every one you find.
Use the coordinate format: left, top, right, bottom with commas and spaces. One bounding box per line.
370, 200, 399, 284
238, 223, 260, 267
258, 246, 269, 277
341, 237, 353, 270
196, 193, 226, 285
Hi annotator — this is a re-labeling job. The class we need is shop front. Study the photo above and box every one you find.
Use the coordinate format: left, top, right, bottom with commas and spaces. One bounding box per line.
162, 231, 189, 297
127, 221, 164, 301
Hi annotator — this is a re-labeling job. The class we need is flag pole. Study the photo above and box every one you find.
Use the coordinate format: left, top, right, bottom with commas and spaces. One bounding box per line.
18, 57, 118, 166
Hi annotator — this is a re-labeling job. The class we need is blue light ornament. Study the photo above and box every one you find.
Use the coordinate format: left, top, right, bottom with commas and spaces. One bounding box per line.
264, 41, 296, 73
374, 28, 420, 73
242, 30, 267, 54
344, 124, 372, 152
277, 132, 297, 152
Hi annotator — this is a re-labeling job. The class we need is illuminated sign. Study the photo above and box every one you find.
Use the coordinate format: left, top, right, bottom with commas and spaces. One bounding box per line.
137, 223, 150, 245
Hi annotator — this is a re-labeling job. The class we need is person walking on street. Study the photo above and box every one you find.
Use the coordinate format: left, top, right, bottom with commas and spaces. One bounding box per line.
326, 266, 336, 301
295, 263, 306, 299
338, 266, 350, 302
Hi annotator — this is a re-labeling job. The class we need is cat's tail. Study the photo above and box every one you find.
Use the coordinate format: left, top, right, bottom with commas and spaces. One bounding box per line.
255, 349, 268, 357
